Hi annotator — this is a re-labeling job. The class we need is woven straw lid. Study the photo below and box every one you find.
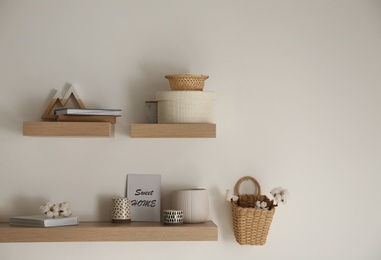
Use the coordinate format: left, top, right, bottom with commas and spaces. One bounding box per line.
164, 74, 209, 91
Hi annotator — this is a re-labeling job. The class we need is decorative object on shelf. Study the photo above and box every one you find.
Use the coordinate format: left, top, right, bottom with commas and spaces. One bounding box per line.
126, 174, 161, 221
54, 108, 122, 117
131, 73, 217, 138
41, 84, 85, 120
9, 201, 78, 228
156, 91, 215, 123
23, 84, 121, 137
144, 101, 158, 123
111, 197, 132, 223
164, 74, 209, 91
162, 209, 183, 225
172, 189, 209, 224
9, 215, 79, 228
39, 201, 72, 218
227, 176, 289, 246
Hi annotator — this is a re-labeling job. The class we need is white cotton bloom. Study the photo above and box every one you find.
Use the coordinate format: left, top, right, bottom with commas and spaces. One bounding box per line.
225, 189, 234, 201
46, 211, 54, 218
270, 187, 283, 196
59, 202, 70, 210
52, 204, 59, 212
255, 201, 261, 208
274, 193, 282, 203
226, 190, 239, 202
60, 209, 71, 217
280, 189, 290, 204
45, 201, 54, 209
39, 205, 49, 214
260, 201, 267, 209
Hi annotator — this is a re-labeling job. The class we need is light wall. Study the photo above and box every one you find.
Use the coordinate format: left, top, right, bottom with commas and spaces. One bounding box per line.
1, 1, 381, 259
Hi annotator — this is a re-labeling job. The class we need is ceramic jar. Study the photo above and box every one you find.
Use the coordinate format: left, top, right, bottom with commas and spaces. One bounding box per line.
111, 198, 131, 223
172, 189, 209, 223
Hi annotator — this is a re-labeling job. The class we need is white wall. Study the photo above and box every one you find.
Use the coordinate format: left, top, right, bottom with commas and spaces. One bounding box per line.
1, 1, 381, 259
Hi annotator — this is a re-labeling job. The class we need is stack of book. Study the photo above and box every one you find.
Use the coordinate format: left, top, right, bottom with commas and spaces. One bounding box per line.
54, 108, 122, 124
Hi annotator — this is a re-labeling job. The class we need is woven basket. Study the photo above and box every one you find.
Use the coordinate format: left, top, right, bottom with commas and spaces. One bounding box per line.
156, 91, 214, 123
231, 176, 275, 245
164, 74, 209, 91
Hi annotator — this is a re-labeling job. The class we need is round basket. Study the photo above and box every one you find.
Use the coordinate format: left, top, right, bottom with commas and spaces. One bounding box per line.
164, 74, 209, 91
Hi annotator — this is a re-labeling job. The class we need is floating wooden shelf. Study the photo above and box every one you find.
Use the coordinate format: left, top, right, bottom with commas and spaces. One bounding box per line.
23, 122, 114, 137
0, 221, 218, 243
131, 124, 216, 138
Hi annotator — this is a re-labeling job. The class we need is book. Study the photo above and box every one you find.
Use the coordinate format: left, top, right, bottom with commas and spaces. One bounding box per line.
10, 215, 79, 227
54, 108, 122, 117
126, 174, 161, 222
57, 115, 117, 124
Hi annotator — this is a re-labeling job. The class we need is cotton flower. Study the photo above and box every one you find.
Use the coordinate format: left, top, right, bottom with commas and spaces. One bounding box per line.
270, 187, 283, 196
60, 208, 72, 217
52, 204, 59, 213
52, 211, 59, 218
255, 201, 261, 208
271, 187, 290, 205
274, 193, 282, 203
225, 189, 233, 201
45, 201, 54, 209
39, 205, 50, 214
225, 189, 239, 202
280, 189, 290, 204
46, 211, 53, 218
39, 201, 73, 218
255, 200, 268, 209
59, 202, 69, 210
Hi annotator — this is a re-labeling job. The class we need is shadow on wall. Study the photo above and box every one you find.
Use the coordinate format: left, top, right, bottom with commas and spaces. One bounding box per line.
1, 195, 46, 220
97, 193, 122, 221
124, 61, 189, 133
209, 185, 236, 243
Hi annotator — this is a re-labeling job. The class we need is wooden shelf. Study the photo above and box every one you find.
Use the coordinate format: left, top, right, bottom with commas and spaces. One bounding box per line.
131, 124, 216, 138
0, 221, 218, 243
23, 122, 114, 137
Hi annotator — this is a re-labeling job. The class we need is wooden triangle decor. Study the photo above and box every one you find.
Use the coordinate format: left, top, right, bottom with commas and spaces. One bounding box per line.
41, 85, 85, 120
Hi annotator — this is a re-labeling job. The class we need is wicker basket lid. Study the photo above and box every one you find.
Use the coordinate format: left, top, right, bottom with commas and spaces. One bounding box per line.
164, 74, 209, 91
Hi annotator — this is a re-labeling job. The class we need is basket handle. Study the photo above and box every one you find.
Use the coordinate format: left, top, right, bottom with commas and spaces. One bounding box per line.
234, 176, 261, 196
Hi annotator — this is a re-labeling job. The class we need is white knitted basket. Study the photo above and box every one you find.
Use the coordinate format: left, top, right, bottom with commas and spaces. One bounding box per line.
156, 91, 215, 123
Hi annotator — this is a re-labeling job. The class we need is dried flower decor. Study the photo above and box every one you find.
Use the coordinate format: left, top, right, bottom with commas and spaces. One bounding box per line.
39, 201, 72, 218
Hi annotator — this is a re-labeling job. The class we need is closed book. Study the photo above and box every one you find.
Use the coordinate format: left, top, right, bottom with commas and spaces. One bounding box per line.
57, 115, 117, 124
10, 215, 79, 227
54, 108, 121, 116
